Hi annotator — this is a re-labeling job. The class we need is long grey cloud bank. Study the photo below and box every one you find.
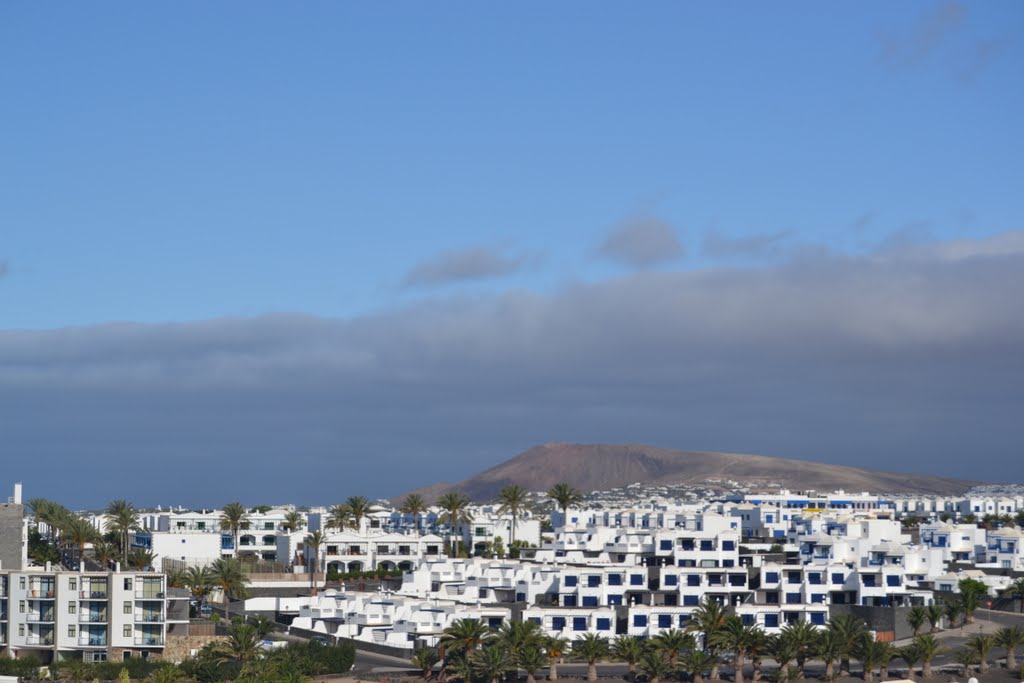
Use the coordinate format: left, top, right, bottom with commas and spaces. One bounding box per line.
2, 231, 1022, 506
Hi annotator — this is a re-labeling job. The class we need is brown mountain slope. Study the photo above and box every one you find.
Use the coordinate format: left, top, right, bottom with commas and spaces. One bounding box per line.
397, 442, 978, 503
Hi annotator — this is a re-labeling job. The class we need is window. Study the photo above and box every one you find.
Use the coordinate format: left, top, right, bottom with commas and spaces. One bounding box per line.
660, 540, 672, 550
658, 614, 672, 628
766, 572, 779, 583
69, 601, 77, 614
20, 577, 25, 589
124, 578, 133, 590
124, 601, 132, 614
831, 573, 844, 585
630, 574, 644, 586
608, 574, 622, 586
700, 540, 714, 551
587, 575, 601, 587
684, 595, 699, 606
862, 576, 876, 588
664, 594, 677, 606
69, 578, 77, 591
608, 594, 623, 606
552, 617, 566, 631
664, 575, 678, 586
787, 572, 801, 584
679, 615, 691, 626
723, 559, 735, 567
564, 576, 578, 587
582, 596, 598, 607
687, 575, 700, 587
528, 617, 542, 625
886, 575, 901, 586
573, 617, 587, 631
785, 593, 801, 604
19, 624, 24, 636
633, 614, 648, 627
741, 614, 755, 625
764, 613, 779, 628
811, 593, 825, 603
597, 618, 611, 631
68, 625, 76, 637
124, 625, 132, 637
563, 595, 577, 607
729, 574, 746, 587
808, 573, 822, 585
19, 600, 25, 613
516, 593, 527, 602
810, 612, 827, 625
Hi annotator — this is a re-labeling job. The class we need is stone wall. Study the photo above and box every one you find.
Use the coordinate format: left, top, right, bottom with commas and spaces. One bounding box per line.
0, 501, 25, 571
162, 634, 227, 663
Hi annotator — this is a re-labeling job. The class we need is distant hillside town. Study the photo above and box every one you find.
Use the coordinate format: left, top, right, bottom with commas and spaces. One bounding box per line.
2, 480, 1024, 681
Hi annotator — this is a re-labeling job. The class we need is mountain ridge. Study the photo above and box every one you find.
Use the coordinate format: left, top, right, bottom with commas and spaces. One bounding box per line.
395, 442, 979, 503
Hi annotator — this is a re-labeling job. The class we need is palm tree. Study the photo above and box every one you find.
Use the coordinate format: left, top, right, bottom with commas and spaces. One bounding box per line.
146, 665, 186, 683
712, 618, 760, 683
952, 648, 977, 678
911, 633, 944, 679
328, 503, 351, 532
995, 625, 1024, 670
572, 633, 609, 681
440, 618, 495, 657
127, 547, 155, 570
767, 633, 797, 683
214, 622, 264, 672
854, 636, 891, 683
682, 648, 717, 683
519, 643, 549, 683
611, 635, 647, 680
747, 621, 768, 683
925, 603, 944, 632
437, 492, 473, 558
906, 606, 928, 636
91, 539, 118, 568
958, 578, 989, 624
546, 483, 582, 526
473, 644, 514, 683
652, 627, 694, 671
412, 648, 440, 680
943, 599, 963, 629
815, 628, 844, 681
247, 614, 275, 639
875, 641, 897, 681
496, 485, 530, 546
688, 596, 728, 679
304, 530, 325, 596
219, 502, 250, 557
445, 653, 474, 683
344, 496, 375, 532
966, 633, 994, 674
166, 568, 186, 589
282, 510, 305, 533
1003, 577, 1024, 614
210, 557, 249, 620
639, 651, 672, 683
828, 614, 868, 676
498, 620, 544, 663
104, 499, 140, 563
779, 620, 818, 679
545, 635, 570, 681
66, 516, 99, 567
185, 566, 214, 611
400, 494, 429, 533
898, 643, 922, 681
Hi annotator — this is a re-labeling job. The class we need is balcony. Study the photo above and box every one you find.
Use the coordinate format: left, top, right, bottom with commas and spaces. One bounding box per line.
80, 589, 108, 599
134, 635, 165, 646
80, 611, 108, 623
28, 589, 55, 599
79, 634, 108, 647
26, 635, 54, 646
137, 612, 165, 623
27, 612, 55, 623
135, 589, 165, 600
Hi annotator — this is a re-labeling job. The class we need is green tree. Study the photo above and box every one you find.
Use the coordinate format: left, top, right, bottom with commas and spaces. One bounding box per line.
282, 510, 305, 533
944, 599, 963, 629
104, 499, 140, 563
220, 502, 251, 557
412, 648, 440, 680
911, 633, 945, 679
546, 483, 582, 526
610, 635, 647, 680
146, 664, 185, 683
688, 596, 728, 679
126, 547, 155, 570
638, 651, 672, 683
925, 603, 944, 632
952, 648, 977, 678
248, 614, 276, 639
496, 485, 530, 546
439, 618, 495, 657
815, 628, 844, 681
898, 643, 922, 681
473, 644, 515, 683
545, 635, 571, 681
766, 633, 798, 683
957, 578, 988, 623
304, 530, 326, 595
995, 625, 1024, 671
185, 566, 214, 611
779, 620, 818, 679
210, 557, 250, 620
854, 636, 891, 683
653, 627, 694, 670
66, 515, 100, 567
400, 494, 429, 532
966, 633, 994, 674
519, 643, 548, 683
328, 503, 351, 531
682, 648, 717, 683
710, 618, 760, 683
572, 633, 609, 681
1003, 577, 1024, 613
437, 492, 473, 558
214, 622, 264, 674
827, 614, 868, 677
906, 606, 927, 635
343, 496, 375, 531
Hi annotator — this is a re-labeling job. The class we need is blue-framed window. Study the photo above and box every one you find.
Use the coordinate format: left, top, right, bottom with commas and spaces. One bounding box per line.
831, 573, 844, 585
786, 593, 801, 604
741, 614, 755, 625
764, 614, 779, 628
766, 572, 779, 583
684, 595, 699, 606
886, 575, 901, 586
811, 593, 825, 604
633, 615, 648, 627
664, 575, 678, 586
679, 615, 691, 626
608, 574, 623, 586
630, 574, 645, 586
810, 612, 826, 625
808, 573, 822, 585
563, 595, 577, 607
516, 592, 527, 602
582, 596, 598, 607
587, 575, 601, 587
596, 618, 611, 631
564, 576, 578, 587
658, 614, 672, 628
552, 617, 566, 631
687, 575, 700, 586
573, 617, 587, 631
528, 617, 542, 625
608, 594, 623, 606
660, 540, 673, 550
722, 540, 735, 551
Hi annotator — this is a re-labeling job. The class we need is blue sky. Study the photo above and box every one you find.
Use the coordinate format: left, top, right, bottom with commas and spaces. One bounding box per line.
1, 2, 1022, 506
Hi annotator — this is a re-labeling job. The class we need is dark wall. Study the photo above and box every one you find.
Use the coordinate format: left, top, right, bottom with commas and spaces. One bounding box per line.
829, 604, 916, 640
0, 502, 24, 571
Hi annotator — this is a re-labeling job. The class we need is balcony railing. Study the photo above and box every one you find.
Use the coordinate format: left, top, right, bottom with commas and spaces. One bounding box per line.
134, 635, 165, 646
80, 590, 109, 599
28, 589, 55, 598
80, 612, 108, 623
26, 612, 55, 623
135, 590, 165, 599
79, 635, 108, 646
137, 612, 164, 622
26, 635, 54, 645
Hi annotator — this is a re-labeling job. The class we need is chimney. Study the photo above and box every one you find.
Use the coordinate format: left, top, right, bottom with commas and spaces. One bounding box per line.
13, 482, 22, 505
